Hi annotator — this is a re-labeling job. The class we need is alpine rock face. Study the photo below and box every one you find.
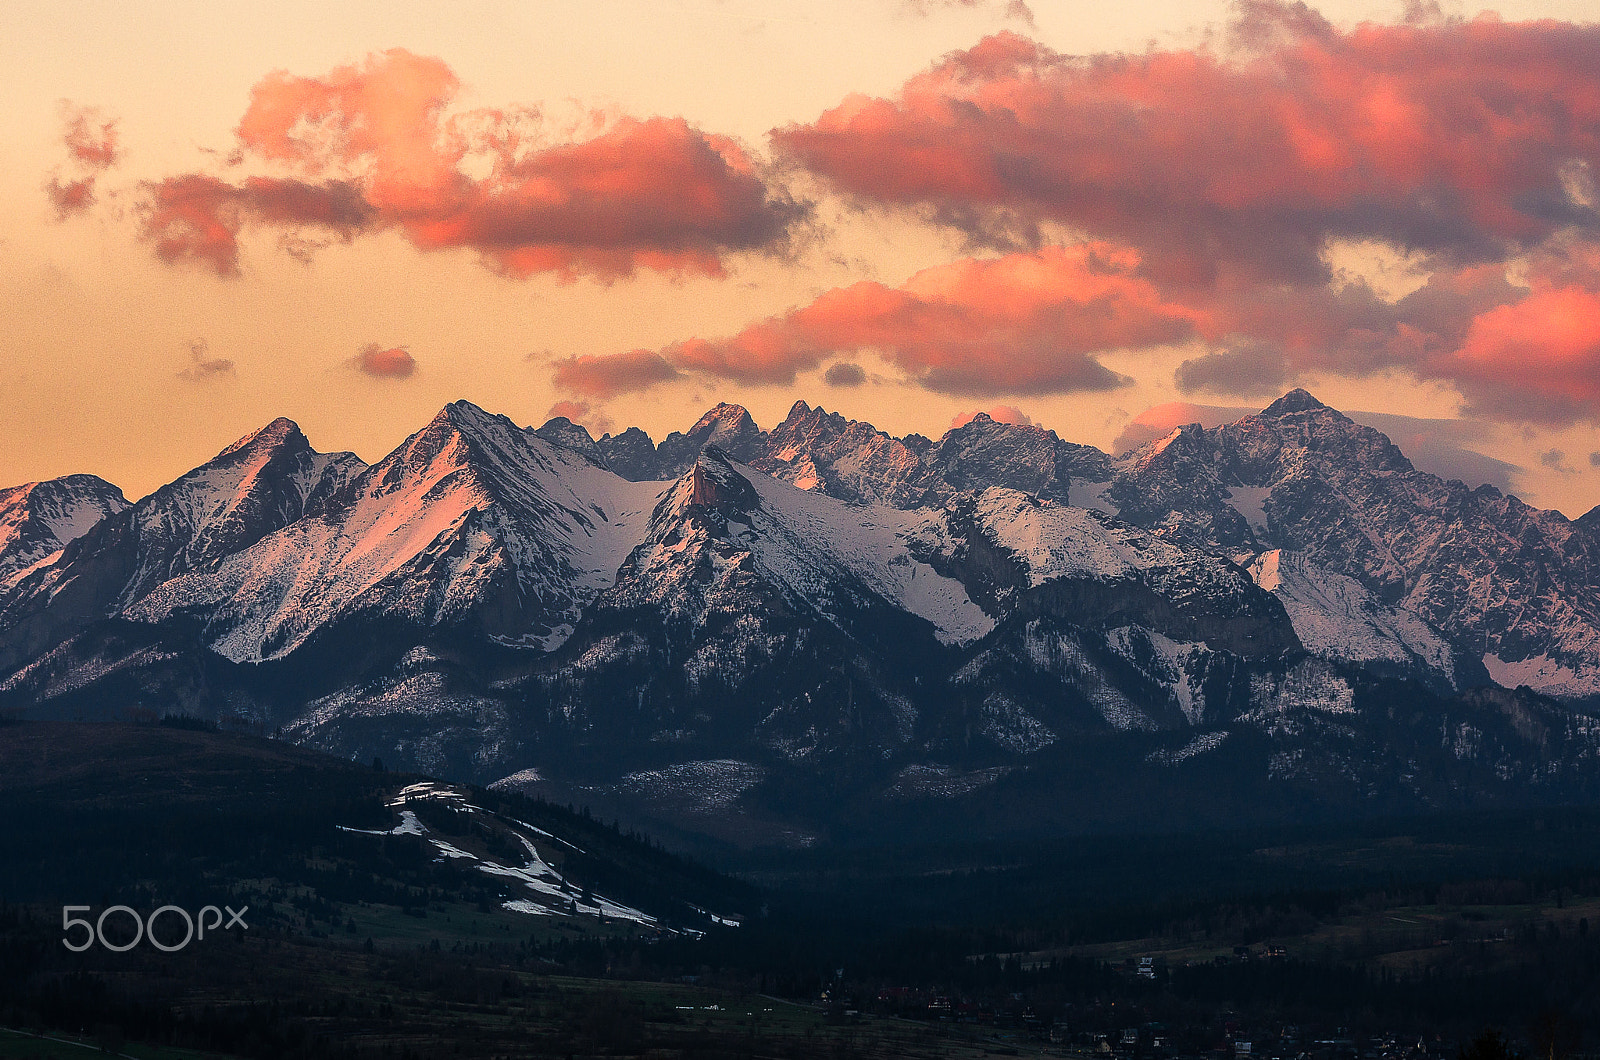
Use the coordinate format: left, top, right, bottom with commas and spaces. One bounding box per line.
1101, 391, 1600, 700
0, 474, 128, 583
4, 392, 1600, 842
0, 419, 363, 673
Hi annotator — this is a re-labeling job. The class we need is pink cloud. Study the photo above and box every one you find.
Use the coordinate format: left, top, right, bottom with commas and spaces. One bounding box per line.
139, 175, 373, 276
46, 103, 120, 219
571, 243, 1192, 398
45, 177, 97, 220
60, 104, 120, 170
1437, 286, 1600, 425
144, 50, 802, 279
951, 405, 1033, 428
354, 344, 417, 379
544, 399, 613, 435
552, 349, 682, 399
178, 339, 235, 382
765, 6, 1600, 424
546, 399, 592, 421
775, 12, 1600, 287
902, 0, 1034, 27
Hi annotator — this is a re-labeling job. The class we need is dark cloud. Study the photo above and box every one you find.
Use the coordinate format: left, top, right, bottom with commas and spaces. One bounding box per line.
178, 340, 235, 382
1540, 448, 1579, 475
823, 362, 866, 387
552, 349, 681, 399
1175, 341, 1290, 398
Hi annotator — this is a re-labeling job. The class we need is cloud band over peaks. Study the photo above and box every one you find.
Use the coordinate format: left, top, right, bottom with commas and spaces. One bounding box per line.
554, 244, 1195, 399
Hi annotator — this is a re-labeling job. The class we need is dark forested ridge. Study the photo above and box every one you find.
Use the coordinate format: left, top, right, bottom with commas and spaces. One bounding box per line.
4, 721, 1600, 1057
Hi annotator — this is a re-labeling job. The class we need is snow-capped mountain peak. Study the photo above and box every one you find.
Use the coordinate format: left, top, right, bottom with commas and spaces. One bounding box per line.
0, 475, 128, 583
690, 402, 758, 444
117, 404, 667, 662
9, 390, 1600, 843
1258, 387, 1328, 417
215, 416, 305, 460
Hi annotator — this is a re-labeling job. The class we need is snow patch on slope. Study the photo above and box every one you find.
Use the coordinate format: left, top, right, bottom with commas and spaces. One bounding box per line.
1147, 731, 1230, 765
1225, 486, 1273, 536
1484, 653, 1600, 699
1249, 549, 1458, 686
731, 460, 993, 645
971, 488, 1188, 586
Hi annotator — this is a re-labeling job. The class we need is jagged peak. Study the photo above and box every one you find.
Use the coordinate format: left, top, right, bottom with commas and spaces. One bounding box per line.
53, 473, 125, 496
407, 401, 540, 455
942, 411, 1052, 442
599, 425, 654, 445
385, 401, 525, 478
1, 474, 123, 502
688, 402, 758, 438
215, 416, 308, 461
535, 416, 597, 445
774, 401, 884, 441
435, 399, 518, 433
1259, 388, 1328, 418
1118, 422, 1205, 470
532, 416, 605, 468
668, 446, 757, 513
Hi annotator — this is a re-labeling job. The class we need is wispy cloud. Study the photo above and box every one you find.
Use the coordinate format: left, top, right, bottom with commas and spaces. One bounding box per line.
177, 339, 235, 382
45, 102, 119, 219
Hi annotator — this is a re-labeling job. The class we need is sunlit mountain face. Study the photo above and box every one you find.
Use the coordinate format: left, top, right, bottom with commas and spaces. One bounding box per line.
5, 390, 1600, 844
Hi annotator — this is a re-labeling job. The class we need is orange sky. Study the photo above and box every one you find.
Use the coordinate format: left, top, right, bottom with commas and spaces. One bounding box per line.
5, 0, 1600, 515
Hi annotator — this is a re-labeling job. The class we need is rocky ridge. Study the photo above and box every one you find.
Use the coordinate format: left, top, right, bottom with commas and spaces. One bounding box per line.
3, 392, 1599, 841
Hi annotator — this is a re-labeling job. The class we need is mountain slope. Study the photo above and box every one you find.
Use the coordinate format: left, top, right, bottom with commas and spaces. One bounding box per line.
515, 449, 974, 772
127, 401, 665, 662
5, 392, 1600, 844
1109, 391, 1600, 698
1248, 549, 1472, 693
0, 420, 364, 672
0, 474, 127, 582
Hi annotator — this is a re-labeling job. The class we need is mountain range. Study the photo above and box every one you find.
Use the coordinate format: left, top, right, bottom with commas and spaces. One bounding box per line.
5, 390, 1600, 844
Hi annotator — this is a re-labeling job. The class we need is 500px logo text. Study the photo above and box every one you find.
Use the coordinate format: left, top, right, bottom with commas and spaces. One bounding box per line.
61, 904, 248, 952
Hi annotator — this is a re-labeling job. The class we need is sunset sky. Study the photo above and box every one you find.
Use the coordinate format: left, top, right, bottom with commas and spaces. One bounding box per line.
5, 0, 1600, 515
